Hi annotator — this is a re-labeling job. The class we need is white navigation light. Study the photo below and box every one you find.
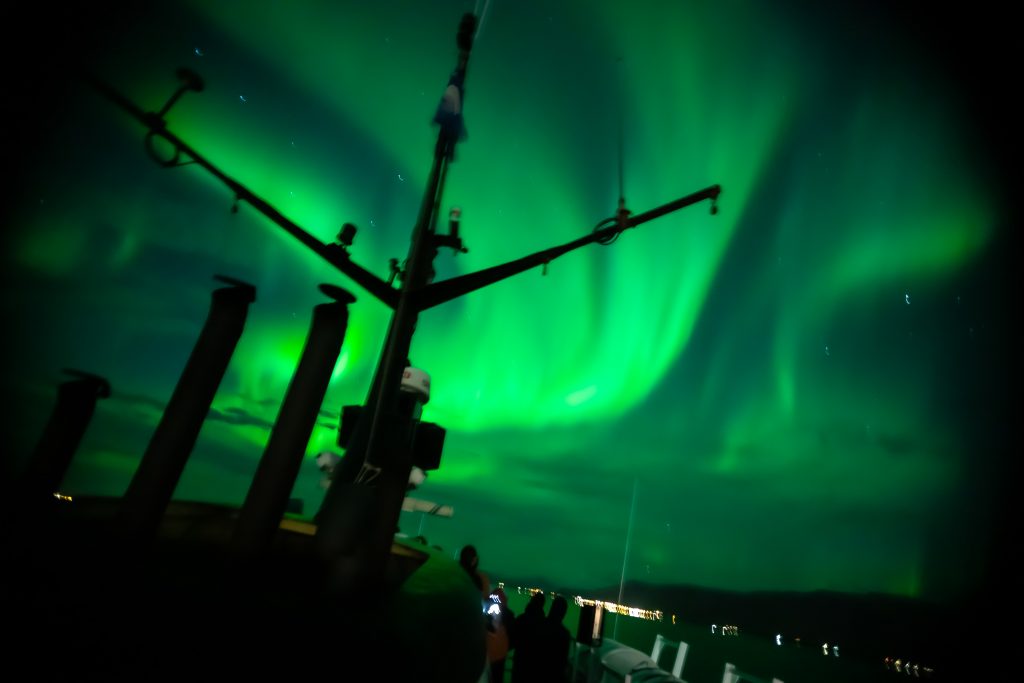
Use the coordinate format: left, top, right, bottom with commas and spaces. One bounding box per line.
408, 465, 427, 489
316, 451, 340, 473
401, 367, 431, 403
317, 452, 342, 489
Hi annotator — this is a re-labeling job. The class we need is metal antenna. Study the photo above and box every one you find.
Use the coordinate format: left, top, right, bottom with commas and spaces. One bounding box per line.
618, 58, 627, 209
605, 56, 629, 245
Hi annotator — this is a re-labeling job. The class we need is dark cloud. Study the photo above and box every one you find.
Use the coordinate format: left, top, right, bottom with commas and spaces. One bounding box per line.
111, 391, 166, 412
112, 394, 279, 434
206, 406, 274, 430
874, 432, 917, 458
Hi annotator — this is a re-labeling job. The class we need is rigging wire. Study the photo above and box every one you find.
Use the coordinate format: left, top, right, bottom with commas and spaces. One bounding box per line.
473, 0, 492, 42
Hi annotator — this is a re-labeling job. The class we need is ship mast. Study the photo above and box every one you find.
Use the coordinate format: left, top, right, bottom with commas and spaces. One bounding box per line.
313, 13, 480, 589
86, 10, 721, 594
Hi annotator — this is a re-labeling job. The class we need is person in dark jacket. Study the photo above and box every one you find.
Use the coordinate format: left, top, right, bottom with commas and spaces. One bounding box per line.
510, 591, 546, 682
536, 595, 572, 682
459, 544, 491, 598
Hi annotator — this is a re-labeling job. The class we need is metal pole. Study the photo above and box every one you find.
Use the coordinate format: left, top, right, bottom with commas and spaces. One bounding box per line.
82, 74, 398, 310
313, 13, 478, 591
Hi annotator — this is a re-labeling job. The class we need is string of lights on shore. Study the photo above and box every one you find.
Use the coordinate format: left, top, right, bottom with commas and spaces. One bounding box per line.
502, 583, 935, 676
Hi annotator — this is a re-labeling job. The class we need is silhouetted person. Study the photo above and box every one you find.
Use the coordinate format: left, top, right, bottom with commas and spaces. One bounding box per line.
511, 592, 546, 683
459, 544, 491, 599
537, 595, 571, 683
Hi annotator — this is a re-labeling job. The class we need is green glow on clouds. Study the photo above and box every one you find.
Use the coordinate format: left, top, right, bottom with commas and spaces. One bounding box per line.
4, 0, 1013, 603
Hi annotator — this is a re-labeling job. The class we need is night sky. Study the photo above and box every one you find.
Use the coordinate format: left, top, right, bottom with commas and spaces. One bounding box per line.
5, 0, 1016, 605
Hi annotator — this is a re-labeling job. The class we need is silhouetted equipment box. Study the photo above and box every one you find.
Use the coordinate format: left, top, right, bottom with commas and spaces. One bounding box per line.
339, 405, 362, 447
576, 603, 605, 647
412, 421, 445, 471
338, 404, 446, 471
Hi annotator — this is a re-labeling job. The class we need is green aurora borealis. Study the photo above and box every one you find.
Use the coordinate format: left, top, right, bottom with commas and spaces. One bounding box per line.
4, 0, 1016, 604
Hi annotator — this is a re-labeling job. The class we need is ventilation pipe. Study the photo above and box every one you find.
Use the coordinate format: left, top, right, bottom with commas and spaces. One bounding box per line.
115, 275, 256, 546
231, 284, 355, 556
